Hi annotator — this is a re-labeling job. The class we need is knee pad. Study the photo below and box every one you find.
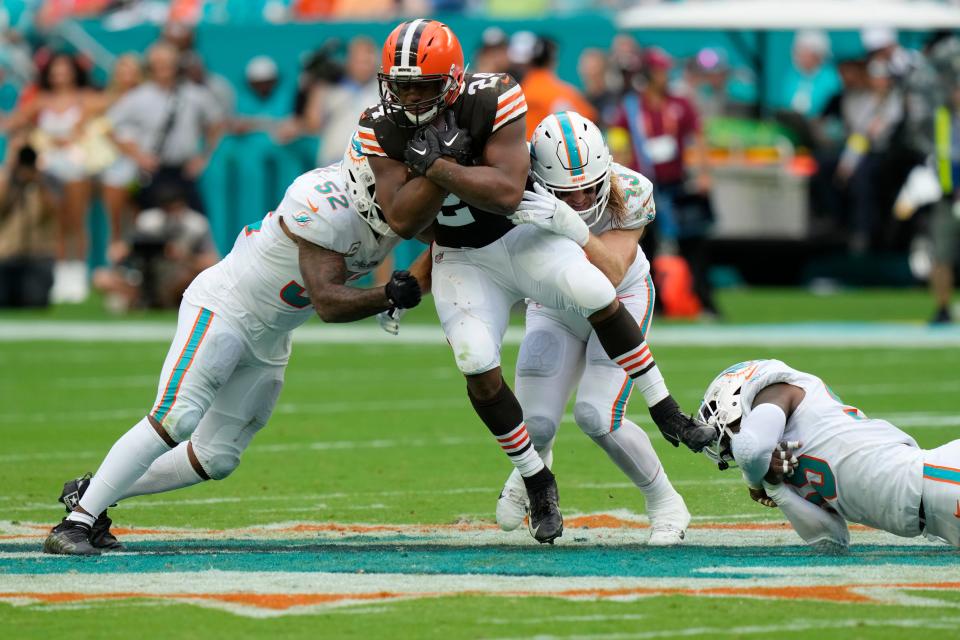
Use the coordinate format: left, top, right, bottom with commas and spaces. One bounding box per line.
524, 415, 559, 449
191, 439, 241, 480
573, 401, 608, 438
560, 265, 616, 316
446, 319, 500, 375
517, 330, 564, 378
159, 403, 203, 443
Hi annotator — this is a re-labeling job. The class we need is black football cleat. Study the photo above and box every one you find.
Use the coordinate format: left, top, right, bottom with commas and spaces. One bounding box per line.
59, 473, 123, 551
527, 472, 563, 544
43, 519, 101, 556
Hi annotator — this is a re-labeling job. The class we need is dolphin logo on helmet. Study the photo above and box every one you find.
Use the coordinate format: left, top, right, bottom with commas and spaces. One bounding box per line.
529, 111, 612, 226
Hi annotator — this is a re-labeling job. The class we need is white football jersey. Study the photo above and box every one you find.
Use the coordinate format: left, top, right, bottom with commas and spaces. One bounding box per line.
184, 165, 399, 355
593, 162, 655, 291
739, 359, 924, 538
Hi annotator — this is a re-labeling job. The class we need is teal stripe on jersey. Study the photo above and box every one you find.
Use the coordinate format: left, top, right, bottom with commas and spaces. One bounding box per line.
923, 464, 960, 485
153, 308, 214, 423
555, 112, 585, 177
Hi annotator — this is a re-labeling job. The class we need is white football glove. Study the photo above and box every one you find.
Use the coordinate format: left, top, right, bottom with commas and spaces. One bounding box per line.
377, 307, 406, 335
511, 182, 590, 247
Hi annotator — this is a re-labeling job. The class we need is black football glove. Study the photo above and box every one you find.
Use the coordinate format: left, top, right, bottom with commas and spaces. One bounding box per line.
649, 395, 715, 453
384, 270, 422, 309
435, 110, 473, 166
404, 126, 444, 176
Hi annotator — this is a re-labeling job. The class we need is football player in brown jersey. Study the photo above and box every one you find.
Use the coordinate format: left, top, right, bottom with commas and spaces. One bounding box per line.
358, 20, 710, 544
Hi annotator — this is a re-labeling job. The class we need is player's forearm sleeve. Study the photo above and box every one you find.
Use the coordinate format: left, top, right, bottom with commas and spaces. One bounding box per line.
764, 481, 849, 551
731, 403, 787, 487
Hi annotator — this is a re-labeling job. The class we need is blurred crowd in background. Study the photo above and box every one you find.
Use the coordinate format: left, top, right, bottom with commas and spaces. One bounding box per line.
1, 0, 959, 325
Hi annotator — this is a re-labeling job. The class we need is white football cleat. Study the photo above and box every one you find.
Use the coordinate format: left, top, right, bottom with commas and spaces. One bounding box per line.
647, 493, 691, 547
495, 468, 529, 531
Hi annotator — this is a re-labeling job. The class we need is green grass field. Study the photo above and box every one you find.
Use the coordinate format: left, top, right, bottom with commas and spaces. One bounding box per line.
2, 288, 959, 639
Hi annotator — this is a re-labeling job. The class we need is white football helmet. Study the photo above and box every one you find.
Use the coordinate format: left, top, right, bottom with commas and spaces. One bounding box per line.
695, 361, 764, 470
529, 111, 611, 226
341, 132, 396, 237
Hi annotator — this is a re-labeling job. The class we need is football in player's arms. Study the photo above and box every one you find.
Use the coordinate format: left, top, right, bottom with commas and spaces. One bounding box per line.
696, 359, 960, 551
362, 18, 711, 545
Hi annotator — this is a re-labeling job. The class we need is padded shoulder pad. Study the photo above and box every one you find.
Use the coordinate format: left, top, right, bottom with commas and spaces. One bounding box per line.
278, 169, 356, 255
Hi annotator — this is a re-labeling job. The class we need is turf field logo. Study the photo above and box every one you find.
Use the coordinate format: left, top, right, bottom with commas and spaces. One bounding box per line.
1, 516, 958, 618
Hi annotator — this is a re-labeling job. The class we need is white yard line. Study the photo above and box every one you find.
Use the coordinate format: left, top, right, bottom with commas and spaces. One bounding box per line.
485, 617, 960, 640
3, 320, 960, 347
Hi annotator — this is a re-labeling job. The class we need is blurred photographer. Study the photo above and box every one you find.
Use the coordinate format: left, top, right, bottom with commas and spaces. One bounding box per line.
93, 181, 218, 312
107, 41, 224, 213
0, 138, 56, 307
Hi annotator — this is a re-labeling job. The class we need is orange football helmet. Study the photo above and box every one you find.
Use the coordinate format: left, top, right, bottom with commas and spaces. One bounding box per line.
378, 19, 465, 127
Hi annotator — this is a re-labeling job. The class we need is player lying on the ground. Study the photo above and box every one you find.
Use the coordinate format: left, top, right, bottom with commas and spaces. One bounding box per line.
362, 20, 710, 543
694, 359, 960, 550
43, 146, 426, 555
491, 112, 691, 545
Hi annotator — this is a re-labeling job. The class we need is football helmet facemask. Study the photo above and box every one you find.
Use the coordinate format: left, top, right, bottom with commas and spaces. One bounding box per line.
341, 132, 395, 237
378, 19, 465, 127
695, 361, 764, 470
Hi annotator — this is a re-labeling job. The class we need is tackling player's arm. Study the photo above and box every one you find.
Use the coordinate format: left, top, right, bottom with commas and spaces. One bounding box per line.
285, 220, 420, 322
370, 155, 448, 239
424, 117, 529, 215
763, 480, 850, 550
583, 228, 644, 287
732, 383, 805, 487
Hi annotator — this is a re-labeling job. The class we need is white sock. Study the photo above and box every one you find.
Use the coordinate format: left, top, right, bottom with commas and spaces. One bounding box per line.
613, 342, 670, 407
71, 417, 172, 519
117, 442, 206, 501
496, 423, 545, 477
66, 510, 95, 527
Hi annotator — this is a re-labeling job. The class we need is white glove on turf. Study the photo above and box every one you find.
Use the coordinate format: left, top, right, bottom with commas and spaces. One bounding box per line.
510, 182, 590, 247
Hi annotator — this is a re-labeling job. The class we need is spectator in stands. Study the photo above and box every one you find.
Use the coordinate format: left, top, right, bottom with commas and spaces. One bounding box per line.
507, 30, 537, 82
182, 50, 237, 120
474, 27, 510, 75
578, 48, 618, 128
809, 57, 868, 225
107, 41, 224, 214
93, 181, 218, 313
677, 47, 747, 121
928, 83, 960, 323
96, 54, 144, 261
217, 54, 306, 218
609, 34, 643, 98
924, 34, 960, 324
4, 52, 101, 304
778, 30, 840, 118
835, 58, 903, 253
306, 36, 379, 166
0, 138, 55, 308
612, 46, 718, 317
520, 35, 597, 139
